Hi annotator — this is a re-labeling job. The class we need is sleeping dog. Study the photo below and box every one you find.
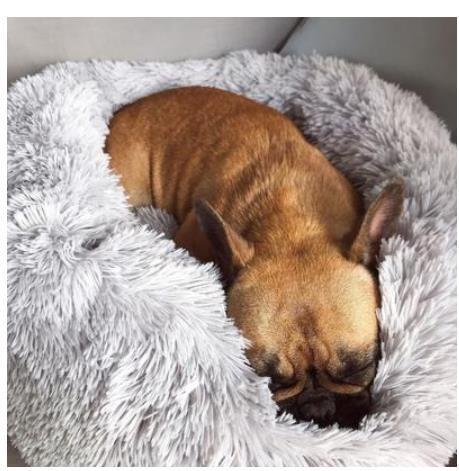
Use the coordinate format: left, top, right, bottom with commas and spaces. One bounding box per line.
106, 86, 403, 425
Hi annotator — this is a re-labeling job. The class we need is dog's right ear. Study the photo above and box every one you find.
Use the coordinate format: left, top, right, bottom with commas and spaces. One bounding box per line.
349, 179, 404, 267
195, 199, 254, 283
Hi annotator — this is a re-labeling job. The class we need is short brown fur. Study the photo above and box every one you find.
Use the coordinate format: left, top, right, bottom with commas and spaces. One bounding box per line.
106, 86, 403, 402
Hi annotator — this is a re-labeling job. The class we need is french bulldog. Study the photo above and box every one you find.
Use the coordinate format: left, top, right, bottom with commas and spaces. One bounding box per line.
106, 86, 403, 422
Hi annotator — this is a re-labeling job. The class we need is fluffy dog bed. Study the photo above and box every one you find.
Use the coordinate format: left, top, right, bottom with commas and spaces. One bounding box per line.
7, 51, 456, 466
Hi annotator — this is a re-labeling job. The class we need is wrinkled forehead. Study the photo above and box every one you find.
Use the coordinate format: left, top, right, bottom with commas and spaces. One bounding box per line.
329, 264, 378, 303
287, 264, 379, 341
308, 265, 379, 340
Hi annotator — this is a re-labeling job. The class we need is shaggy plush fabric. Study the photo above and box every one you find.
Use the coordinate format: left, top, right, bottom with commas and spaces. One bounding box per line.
7, 51, 456, 466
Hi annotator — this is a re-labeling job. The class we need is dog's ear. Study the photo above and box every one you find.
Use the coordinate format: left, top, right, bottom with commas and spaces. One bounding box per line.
349, 180, 404, 266
195, 199, 254, 283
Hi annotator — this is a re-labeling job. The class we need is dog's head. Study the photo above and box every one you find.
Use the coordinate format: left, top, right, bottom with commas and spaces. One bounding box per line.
195, 181, 403, 402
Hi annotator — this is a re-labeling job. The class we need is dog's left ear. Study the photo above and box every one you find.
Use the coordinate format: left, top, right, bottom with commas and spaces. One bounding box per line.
195, 199, 254, 283
349, 180, 404, 266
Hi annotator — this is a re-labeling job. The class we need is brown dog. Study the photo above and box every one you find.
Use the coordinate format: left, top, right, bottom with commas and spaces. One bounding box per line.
106, 86, 403, 406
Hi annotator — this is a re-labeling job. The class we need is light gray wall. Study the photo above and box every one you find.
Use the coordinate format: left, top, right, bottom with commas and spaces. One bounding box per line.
7, 17, 299, 84
8, 17, 456, 136
283, 18, 457, 137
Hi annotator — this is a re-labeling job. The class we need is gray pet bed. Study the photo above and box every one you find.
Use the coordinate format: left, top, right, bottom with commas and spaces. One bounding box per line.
7, 51, 457, 466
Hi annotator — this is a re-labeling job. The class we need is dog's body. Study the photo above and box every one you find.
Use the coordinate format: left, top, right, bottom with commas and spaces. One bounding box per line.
107, 86, 403, 410
107, 86, 361, 263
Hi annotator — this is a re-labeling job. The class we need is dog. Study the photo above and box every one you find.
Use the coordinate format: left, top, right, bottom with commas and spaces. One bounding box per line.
106, 86, 403, 420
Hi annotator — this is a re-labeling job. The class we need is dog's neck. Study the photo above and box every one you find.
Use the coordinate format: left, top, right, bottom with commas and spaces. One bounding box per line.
244, 196, 337, 256
224, 162, 342, 255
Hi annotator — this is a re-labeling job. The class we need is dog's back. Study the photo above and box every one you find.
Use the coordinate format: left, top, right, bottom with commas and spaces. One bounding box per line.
107, 86, 362, 261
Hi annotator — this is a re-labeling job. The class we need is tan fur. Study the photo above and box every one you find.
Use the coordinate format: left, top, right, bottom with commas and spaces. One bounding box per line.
106, 86, 403, 401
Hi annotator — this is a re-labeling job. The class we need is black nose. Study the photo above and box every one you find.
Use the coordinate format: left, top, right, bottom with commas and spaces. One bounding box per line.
329, 360, 376, 387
